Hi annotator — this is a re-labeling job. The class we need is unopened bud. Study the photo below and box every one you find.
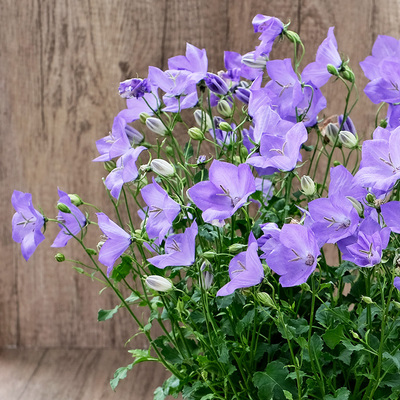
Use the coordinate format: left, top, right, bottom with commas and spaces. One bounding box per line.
240, 145, 249, 159
350, 330, 360, 340
68, 194, 83, 206
202, 251, 217, 260
57, 203, 71, 213
200, 262, 214, 289
150, 159, 175, 176
104, 160, 116, 172
333, 160, 341, 166
228, 243, 247, 254
300, 282, 311, 292
379, 119, 388, 128
339, 130, 358, 149
165, 146, 174, 157
393, 301, 400, 310
257, 292, 276, 309
139, 112, 151, 124
327, 64, 339, 76
54, 253, 65, 262
346, 196, 364, 217
85, 248, 97, 256
188, 127, 205, 141
361, 295, 374, 304
341, 67, 355, 83
300, 175, 315, 196
194, 110, 213, 130
366, 193, 376, 204
218, 121, 232, 132
285, 30, 301, 44
146, 117, 168, 136
241, 51, 268, 69
145, 275, 173, 292
325, 123, 339, 144
217, 100, 233, 118
232, 155, 241, 165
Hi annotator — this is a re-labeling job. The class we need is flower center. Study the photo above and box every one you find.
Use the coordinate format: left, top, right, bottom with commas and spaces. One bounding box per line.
323, 216, 351, 230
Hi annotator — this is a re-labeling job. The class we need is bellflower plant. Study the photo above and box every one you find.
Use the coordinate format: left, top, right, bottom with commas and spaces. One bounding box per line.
12, 14, 400, 400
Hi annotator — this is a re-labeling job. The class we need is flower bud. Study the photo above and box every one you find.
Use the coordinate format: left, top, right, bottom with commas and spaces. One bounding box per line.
241, 51, 268, 69
338, 130, 358, 149
285, 30, 301, 44
204, 73, 229, 95
350, 330, 360, 340
235, 87, 251, 104
333, 160, 341, 167
218, 121, 232, 132
68, 194, 83, 206
125, 125, 144, 145
324, 123, 339, 144
54, 253, 65, 262
146, 117, 168, 136
139, 112, 151, 124
257, 292, 276, 309
200, 262, 213, 289
194, 110, 213, 130
240, 145, 249, 159
228, 243, 247, 254
104, 160, 116, 172
57, 203, 71, 213
366, 193, 376, 204
346, 196, 364, 217
300, 175, 315, 196
165, 146, 174, 157
217, 99, 233, 118
150, 159, 175, 176
85, 248, 97, 256
233, 155, 241, 165
188, 127, 205, 141
327, 64, 339, 76
361, 295, 374, 305
341, 67, 355, 83
393, 301, 400, 310
379, 119, 388, 128
202, 251, 217, 260
145, 275, 173, 292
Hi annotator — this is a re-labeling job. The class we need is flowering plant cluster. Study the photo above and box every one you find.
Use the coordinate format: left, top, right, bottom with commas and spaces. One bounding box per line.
12, 14, 400, 400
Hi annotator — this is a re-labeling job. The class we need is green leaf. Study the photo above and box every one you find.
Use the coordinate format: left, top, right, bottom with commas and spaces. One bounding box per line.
194, 169, 209, 184
323, 387, 351, 400
383, 351, 400, 373
153, 387, 165, 400
110, 363, 133, 390
322, 325, 345, 350
184, 142, 194, 160
111, 255, 133, 282
253, 361, 296, 400
98, 305, 120, 321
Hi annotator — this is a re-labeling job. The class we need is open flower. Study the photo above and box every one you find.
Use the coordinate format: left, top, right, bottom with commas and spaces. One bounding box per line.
12, 190, 45, 260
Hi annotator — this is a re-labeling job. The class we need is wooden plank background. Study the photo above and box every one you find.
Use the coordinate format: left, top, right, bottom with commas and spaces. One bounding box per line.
1, 0, 400, 351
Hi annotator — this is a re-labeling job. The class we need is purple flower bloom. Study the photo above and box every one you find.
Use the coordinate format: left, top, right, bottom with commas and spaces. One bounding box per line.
252, 15, 284, 58
51, 189, 87, 248
223, 51, 262, 82
381, 201, 400, 234
141, 178, 181, 245
118, 90, 159, 123
187, 160, 256, 223
204, 73, 230, 95
217, 233, 264, 296
302, 27, 342, 88
246, 122, 308, 174
387, 104, 400, 130
209, 117, 237, 147
97, 213, 132, 276
354, 126, 400, 193
119, 78, 151, 99
263, 224, 320, 287
12, 190, 45, 260
394, 276, 400, 291
147, 221, 198, 269
337, 218, 390, 268
105, 146, 146, 199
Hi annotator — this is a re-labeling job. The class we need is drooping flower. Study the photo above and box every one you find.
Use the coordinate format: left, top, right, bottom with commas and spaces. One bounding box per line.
118, 78, 151, 99
217, 233, 264, 296
262, 224, 320, 287
187, 160, 256, 223
97, 213, 132, 276
11, 190, 45, 261
252, 14, 284, 58
147, 221, 198, 269
51, 189, 87, 248
140, 178, 181, 244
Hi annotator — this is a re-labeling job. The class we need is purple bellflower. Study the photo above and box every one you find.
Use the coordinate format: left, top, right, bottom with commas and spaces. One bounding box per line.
217, 233, 264, 296
252, 14, 284, 58
337, 217, 390, 268
302, 27, 342, 88
387, 104, 400, 130
147, 220, 198, 269
381, 201, 400, 234
187, 160, 256, 223
12, 190, 45, 261
118, 89, 159, 123
105, 146, 147, 199
140, 178, 181, 245
118, 78, 151, 99
394, 276, 400, 291
204, 73, 230, 95
223, 51, 262, 82
263, 224, 320, 287
51, 189, 87, 248
97, 213, 132, 276
355, 126, 400, 193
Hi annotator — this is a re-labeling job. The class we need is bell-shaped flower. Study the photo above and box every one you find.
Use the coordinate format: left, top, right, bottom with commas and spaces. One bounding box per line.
51, 189, 87, 248
187, 160, 256, 223
118, 89, 159, 123
96, 213, 132, 276
252, 14, 284, 58
141, 178, 181, 245
217, 233, 264, 296
223, 51, 262, 82
12, 190, 45, 260
263, 224, 320, 287
105, 146, 146, 199
381, 201, 400, 234
147, 221, 198, 269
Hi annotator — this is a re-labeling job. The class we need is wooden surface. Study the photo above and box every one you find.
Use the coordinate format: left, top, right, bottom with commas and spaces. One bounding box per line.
1, 0, 400, 350
0, 348, 171, 400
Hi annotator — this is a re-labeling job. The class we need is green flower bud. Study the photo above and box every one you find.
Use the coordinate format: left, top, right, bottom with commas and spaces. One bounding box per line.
194, 110, 213, 130
54, 253, 65, 262
338, 130, 358, 149
165, 145, 174, 157
150, 159, 175, 176
202, 251, 217, 260
85, 248, 97, 256
324, 122, 339, 144
57, 203, 71, 213
333, 160, 342, 167
300, 175, 315, 196
240, 145, 249, 159
228, 243, 247, 254
188, 127, 205, 141
139, 112, 151, 124
285, 30, 301, 44
219, 121, 232, 132
361, 295, 374, 304
341, 67, 355, 83
346, 196, 364, 218
366, 193, 376, 204
104, 160, 116, 172
217, 99, 233, 118
68, 194, 83, 206
393, 301, 400, 310
232, 155, 241, 165
379, 119, 388, 128
350, 330, 360, 340
257, 292, 276, 309
327, 64, 339, 76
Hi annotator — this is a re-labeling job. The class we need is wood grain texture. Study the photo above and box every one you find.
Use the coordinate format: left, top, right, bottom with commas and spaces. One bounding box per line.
1, 0, 400, 351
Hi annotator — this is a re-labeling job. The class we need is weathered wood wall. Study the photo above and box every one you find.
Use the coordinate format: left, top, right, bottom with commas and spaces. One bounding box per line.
1, 0, 400, 349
